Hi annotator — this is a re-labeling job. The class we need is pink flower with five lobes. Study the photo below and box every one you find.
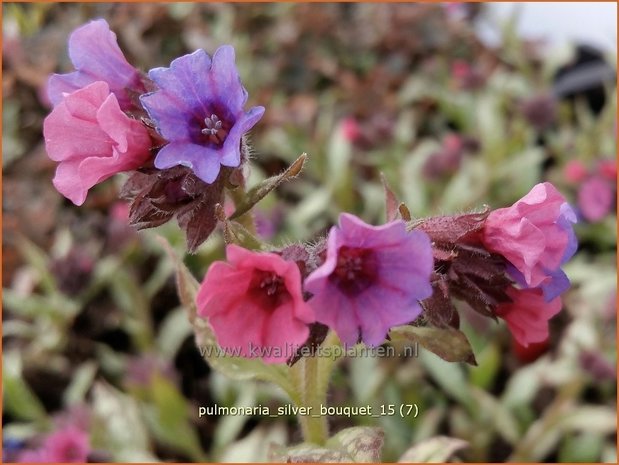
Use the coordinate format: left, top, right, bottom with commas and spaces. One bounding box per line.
43, 81, 152, 205
196, 244, 314, 364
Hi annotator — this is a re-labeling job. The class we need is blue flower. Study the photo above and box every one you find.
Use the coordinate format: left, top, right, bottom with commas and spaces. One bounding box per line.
140, 46, 265, 184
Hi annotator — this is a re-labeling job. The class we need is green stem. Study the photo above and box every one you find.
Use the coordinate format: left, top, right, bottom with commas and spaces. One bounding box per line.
292, 332, 342, 445
297, 355, 328, 445
229, 186, 257, 235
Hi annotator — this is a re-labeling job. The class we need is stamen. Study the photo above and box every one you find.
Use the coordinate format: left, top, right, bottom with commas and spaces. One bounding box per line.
330, 246, 376, 295
201, 114, 223, 136
260, 274, 283, 296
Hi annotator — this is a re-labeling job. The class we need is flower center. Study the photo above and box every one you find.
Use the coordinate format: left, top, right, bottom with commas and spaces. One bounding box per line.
201, 114, 222, 136
330, 246, 377, 295
248, 270, 291, 311
61, 443, 83, 462
193, 110, 233, 148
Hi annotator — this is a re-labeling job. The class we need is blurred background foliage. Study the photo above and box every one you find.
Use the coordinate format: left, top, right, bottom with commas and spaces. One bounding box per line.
2, 3, 616, 462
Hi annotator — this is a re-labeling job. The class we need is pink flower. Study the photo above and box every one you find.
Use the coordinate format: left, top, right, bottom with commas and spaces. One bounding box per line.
597, 159, 617, 181
340, 117, 361, 143
451, 59, 485, 90
482, 183, 577, 291
43, 81, 151, 205
304, 214, 433, 347
496, 287, 561, 347
511, 336, 549, 363
563, 160, 588, 183
16, 426, 90, 463
196, 244, 314, 364
17, 450, 51, 463
43, 427, 90, 462
578, 176, 614, 222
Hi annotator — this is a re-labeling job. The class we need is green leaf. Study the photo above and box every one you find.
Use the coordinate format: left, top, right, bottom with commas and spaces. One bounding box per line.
469, 343, 500, 389
419, 350, 471, 406
63, 362, 98, 406
2, 352, 46, 421
16, 238, 57, 295
219, 423, 288, 462
156, 308, 193, 360
229, 153, 306, 220
390, 326, 477, 366
212, 384, 257, 450
326, 427, 385, 463
562, 406, 617, 434
3, 289, 79, 320
470, 387, 520, 445
221, 217, 266, 250
269, 444, 352, 462
143, 375, 206, 461
558, 433, 604, 462
398, 436, 468, 463
157, 237, 200, 324
91, 383, 156, 461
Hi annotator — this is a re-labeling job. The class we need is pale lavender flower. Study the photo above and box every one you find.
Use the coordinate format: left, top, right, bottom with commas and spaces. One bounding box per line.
305, 214, 433, 347
48, 19, 145, 110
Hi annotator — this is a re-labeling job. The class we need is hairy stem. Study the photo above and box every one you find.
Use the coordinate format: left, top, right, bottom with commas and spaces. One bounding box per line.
297, 355, 329, 445
229, 186, 257, 235
292, 332, 342, 445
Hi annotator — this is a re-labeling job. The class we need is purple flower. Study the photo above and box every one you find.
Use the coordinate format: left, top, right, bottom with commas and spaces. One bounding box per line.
304, 214, 433, 347
140, 46, 265, 184
48, 19, 145, 110
578, 176, 615, 222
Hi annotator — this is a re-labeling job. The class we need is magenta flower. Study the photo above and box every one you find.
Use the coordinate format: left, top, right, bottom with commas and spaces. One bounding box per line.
304, 214, 433, 347
43, 81, 152, 205
43, 427, 90, 462
483, 183, 577, 301
48, 19, 145, 110
495, 287, 562, 347
563, 159, 588, 183
196, 245, 314, 364
17, 450, 50, 463
578, 176, 615, 222
451, 59, 485, 90
340, 117, 361, 143
17, 426, 90, 463
598, 159, 617, 181
140, 46, 265, 184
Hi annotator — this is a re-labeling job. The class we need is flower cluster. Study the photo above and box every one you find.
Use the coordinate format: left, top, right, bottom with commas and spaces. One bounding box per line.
417, 182, 577, 347
43, 20, 264, 251
45, 20, 580, 365
196, 215, 433, 362
196, 183, 577, 363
